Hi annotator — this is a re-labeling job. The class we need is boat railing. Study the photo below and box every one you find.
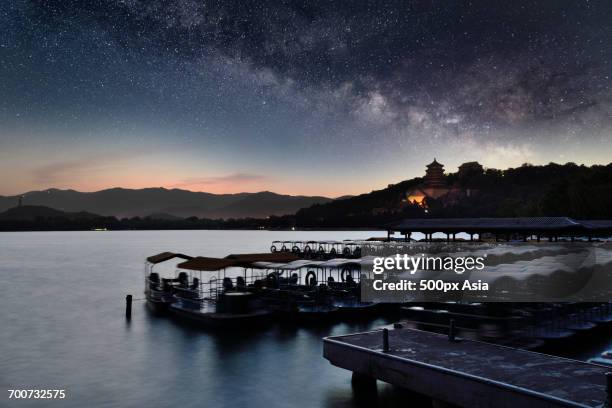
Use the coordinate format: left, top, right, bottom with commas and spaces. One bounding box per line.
205, 277, 220, 300
191, 272, 267, 301
258, 264, 365, 289
270, 240, 363, 258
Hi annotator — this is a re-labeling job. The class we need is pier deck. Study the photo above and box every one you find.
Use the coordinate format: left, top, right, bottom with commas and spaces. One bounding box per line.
323, 327, 608, 407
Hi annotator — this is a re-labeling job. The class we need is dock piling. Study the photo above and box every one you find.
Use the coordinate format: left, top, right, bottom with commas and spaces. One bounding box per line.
351, 372, 377, 399
606, 372, 612, 407
448, 319, 456, 342
125, 294, 132, 319
382, 328, 389, 352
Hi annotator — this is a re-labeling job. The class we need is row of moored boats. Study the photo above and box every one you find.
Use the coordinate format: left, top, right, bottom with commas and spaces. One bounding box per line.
144, 249, 381, 327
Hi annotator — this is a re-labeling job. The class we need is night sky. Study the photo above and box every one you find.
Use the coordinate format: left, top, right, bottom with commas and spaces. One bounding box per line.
1, 1, 611, 196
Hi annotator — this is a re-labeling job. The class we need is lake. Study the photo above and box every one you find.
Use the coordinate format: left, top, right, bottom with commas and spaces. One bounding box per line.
0, 230, 609, 407
0, 230, 403, 407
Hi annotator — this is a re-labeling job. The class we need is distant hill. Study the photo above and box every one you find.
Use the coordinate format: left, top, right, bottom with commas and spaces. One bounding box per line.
0, 205, 100, 221
211, 191, 330, 219
295, 162, 612, 227
0, 204, 295, 231
0, 188, 332, 219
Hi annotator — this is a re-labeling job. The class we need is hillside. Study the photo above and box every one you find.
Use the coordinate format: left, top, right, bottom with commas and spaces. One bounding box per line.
0, 188, 332, 219
294, 162, 612, 227
0, 205, 100, 221
214, 191, 331, 219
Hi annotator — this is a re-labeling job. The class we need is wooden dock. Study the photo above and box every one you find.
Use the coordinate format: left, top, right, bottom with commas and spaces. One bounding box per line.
323, 327, 610, 407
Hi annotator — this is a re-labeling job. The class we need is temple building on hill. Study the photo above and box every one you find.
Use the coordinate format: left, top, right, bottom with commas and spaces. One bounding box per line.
406, 159, 483, 207
407, 159, 451, 206
422, 159, 448, 191
458, 161, 484, 179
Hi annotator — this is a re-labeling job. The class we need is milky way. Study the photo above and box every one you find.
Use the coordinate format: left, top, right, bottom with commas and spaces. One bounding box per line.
1, 1, 611, 196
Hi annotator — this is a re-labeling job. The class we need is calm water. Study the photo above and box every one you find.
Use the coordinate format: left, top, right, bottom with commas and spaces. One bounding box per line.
0, 230, 409, 408
1, 230, 610, 408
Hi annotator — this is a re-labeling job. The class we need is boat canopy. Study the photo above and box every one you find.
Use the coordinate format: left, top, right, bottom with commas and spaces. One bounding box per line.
469, 252, 608, 282
355, 255, 382, 266
225, 252, 299, 265
252, 259, 323, 270
148, 250, 378, 271
146, 252, 193, 264
177, 257, 236, 271
251, 257, 378, 270
251, 261, 280, 269
318, 258, 358, 268
318, 255, 377, 268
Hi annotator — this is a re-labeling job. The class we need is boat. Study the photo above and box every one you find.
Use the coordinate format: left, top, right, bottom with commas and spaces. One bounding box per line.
585, 304, 612, 324
249, 256, 379, 321
168, 256, 274, 328
247, 259, 337, 321
144, 252, 193, 312
320, 257, 379, 317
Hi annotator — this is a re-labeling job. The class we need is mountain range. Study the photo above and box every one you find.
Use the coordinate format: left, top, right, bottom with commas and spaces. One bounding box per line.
0, 188, 332, 219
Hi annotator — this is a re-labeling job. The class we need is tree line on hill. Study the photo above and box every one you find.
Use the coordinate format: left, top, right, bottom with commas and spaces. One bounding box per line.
0, 208, 296, 231
293, 162, 612, 227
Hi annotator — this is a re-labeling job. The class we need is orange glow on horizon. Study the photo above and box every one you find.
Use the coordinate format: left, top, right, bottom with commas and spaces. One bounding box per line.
1, 176, 364, 199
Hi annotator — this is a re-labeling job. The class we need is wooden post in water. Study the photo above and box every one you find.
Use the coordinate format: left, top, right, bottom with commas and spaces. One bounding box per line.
448, 319, 456, 342
606, 372, 612, 407
125, 294, 132, 319
382, 328, 389, 352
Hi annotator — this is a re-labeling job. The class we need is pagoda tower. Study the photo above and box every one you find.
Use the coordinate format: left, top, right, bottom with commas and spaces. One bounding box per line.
407, 158, 451, 205
424, 158, 446, 187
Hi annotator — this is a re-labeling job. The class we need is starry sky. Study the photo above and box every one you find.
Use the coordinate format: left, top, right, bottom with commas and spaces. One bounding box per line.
1, 1, 611, 197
